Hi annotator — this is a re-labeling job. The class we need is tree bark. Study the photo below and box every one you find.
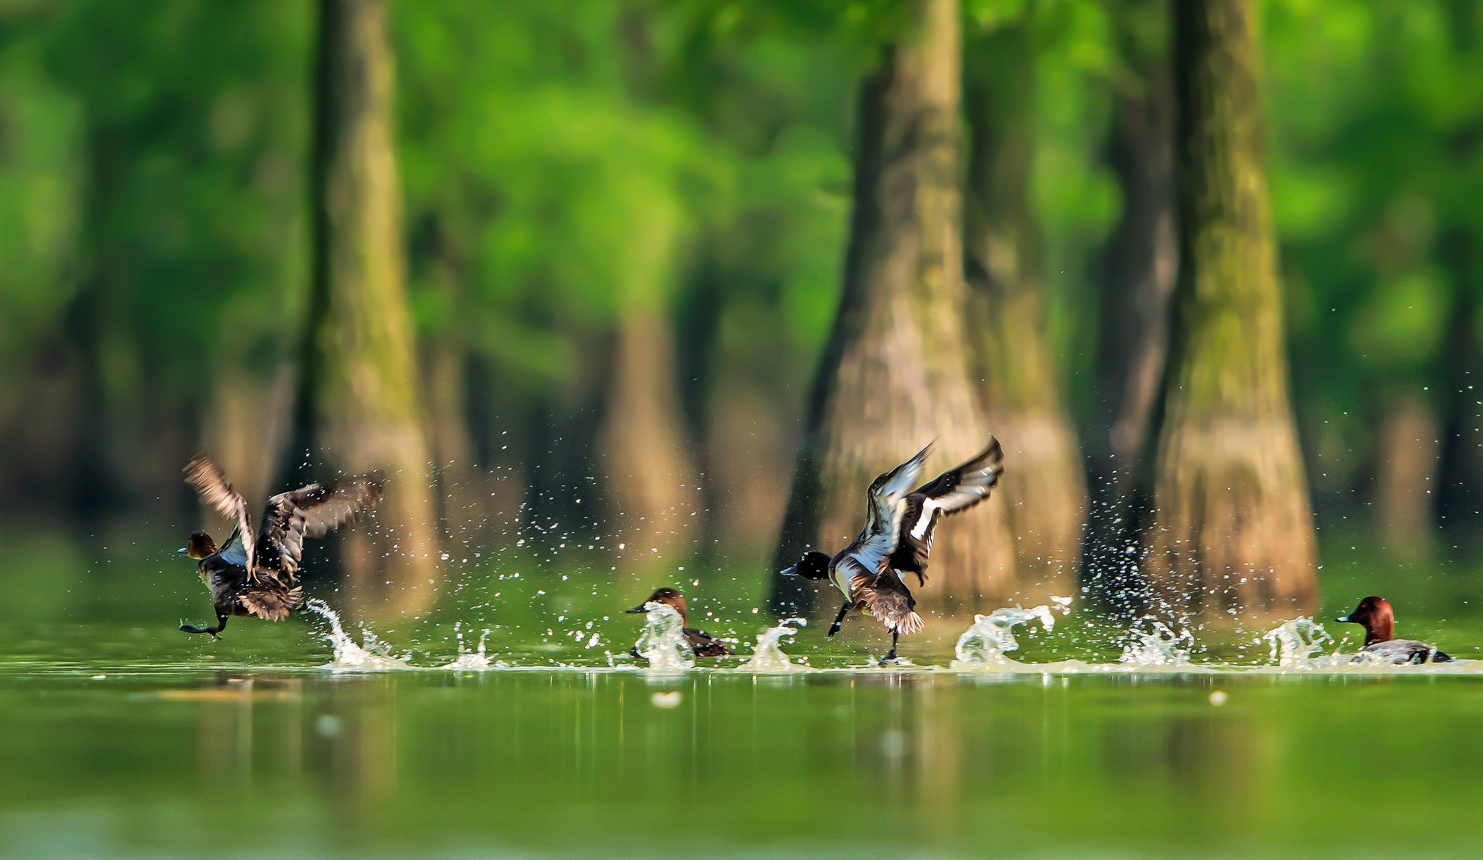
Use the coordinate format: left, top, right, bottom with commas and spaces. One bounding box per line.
1143, 0, 1317, 620
1083, 52, 1179, 611
963, 23, 1087, 593
1373, 391, 1440, 559
597, 308, 703, 567
290, 0, 440, 615
769, 0, 1014, 620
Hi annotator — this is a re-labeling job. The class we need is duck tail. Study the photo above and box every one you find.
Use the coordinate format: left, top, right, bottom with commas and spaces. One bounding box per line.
241, 586, 304, 622
852, 574, 923, 636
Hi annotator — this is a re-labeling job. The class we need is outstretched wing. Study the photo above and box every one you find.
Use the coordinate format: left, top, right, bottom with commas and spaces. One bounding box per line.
257, 472, 385, 581
892, 437, 1005, 584
183, 455, 256, 576
835, 443, 933, 585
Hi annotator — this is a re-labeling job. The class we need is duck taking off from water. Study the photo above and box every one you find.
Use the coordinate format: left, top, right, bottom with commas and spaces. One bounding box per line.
1336, 595, 1453, 664
626, 587, 732, 657
178, 454, 384, 639
782, 438, 1004, 662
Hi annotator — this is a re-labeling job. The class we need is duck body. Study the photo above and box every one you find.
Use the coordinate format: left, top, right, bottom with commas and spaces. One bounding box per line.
627, 588, 731, 658
179, 455, 383, 639
1336, 596, 1453, 665
784, 438, 1004, 661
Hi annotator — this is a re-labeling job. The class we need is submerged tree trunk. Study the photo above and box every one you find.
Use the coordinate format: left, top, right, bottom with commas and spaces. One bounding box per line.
963, 23, 1087, 594
1084, 53, 1179, 611
597, 308, 703, 567
288, 0, 440, 614
1143, 0, 1317, 620
1373, 391, 1440, 559
769, 0, 1013, 620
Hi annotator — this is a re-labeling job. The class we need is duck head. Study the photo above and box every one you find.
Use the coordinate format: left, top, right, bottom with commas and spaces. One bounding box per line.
1336, 595, 1395, 646
179, 531, 218, 560
628, 587, 689, 623
781, 551, 831, 581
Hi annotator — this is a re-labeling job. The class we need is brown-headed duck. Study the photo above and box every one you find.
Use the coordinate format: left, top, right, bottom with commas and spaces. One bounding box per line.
782, 438, 1004, 663
1336, 596, 1453, 664
178, 454, 383, 639
626, 588, 731, 657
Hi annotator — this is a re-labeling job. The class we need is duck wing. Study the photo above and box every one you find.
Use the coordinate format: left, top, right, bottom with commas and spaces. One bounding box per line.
848, 568, 924, 635
834, 443, 933, 586
890, 438, 1005, 586
256, 472, 385, 582
183, 455, 257, 577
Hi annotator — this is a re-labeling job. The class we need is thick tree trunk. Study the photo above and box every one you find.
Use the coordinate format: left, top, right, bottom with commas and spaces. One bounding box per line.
291, 0, 440, 615
1143, 0, 1317, 620
597, 309, 703, 567
1373, 391, 1440, 559
1083, 59, 1178, 610
963, 24, 1087, 593
769, 0, 1014, 620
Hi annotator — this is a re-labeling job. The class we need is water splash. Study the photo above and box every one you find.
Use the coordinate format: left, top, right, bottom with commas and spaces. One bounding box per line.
739, 618, 808, 673
1119, 617, 1193, 667
952, 605, 1061, 667
442, 625, 506, 671
305, 599, 411, 671
1264, 617, 1334, 669
631, 602, 693, 672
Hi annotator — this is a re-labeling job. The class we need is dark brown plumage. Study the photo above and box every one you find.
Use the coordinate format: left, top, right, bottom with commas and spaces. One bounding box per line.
626, 587, 732, 658
179, 454, 383, 639
1336, 596, 1453, 664
785, 439, 1005, 662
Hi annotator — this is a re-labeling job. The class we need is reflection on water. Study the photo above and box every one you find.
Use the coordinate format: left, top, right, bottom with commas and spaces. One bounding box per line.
4, 662, 1483, 859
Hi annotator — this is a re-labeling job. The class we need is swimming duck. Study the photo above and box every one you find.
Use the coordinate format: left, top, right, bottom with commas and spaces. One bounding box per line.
1335, 596, 1453, 664
782, 438, 1004, 662
626, 588, 732, 657
178, 454, 384, 639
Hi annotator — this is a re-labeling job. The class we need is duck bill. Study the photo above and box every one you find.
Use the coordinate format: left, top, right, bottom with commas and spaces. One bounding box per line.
780, 565, 798, 577
177, 547, 189, 555
1334, 614, 1352, 623
625, 604, 648, 614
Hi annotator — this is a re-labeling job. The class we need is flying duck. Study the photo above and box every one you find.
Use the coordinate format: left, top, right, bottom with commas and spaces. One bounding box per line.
782, 438, 1004, 662
178, 454, 384, 639
1335, 595, 1453, 664
626, 588, 732, 657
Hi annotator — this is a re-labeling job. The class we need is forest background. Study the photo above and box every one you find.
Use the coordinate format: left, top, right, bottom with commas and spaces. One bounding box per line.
2, 0, 1480, 634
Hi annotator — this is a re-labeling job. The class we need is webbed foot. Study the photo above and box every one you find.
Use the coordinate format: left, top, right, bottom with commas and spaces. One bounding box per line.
179, 621, 222, 640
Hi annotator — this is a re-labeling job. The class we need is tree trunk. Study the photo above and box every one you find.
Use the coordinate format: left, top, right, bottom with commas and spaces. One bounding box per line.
1143, 0, 1317, 620
596, 309, 703, 568
769, 0, 1014, 620
290, 0, 439, 615
1373, 391, 1440, 559
1083, 55, 1179, 611
963, 23, 1087, 594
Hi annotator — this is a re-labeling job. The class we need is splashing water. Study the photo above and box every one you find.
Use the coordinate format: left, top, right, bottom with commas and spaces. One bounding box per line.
442, 625, 505, 671
952, 605, 1061, 667
631, 602, 693, 672
305, 599, 411, 671
1119, 617, 1193, 667
1264, 617, 1334, 669
739, 618, 808, 673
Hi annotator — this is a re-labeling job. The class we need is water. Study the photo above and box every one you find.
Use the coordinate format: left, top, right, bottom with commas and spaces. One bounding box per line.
6, 541, 1483, 859
738, 617, 807, 672
629, 601, 694, 672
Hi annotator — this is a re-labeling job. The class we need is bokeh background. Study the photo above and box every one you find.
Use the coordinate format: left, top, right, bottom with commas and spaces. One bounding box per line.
2, 0, 1481, 639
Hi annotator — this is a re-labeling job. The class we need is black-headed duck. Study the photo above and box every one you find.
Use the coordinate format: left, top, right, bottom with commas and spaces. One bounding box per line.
782, 438, 1004, 662
1336, 596, 1453, 664
178, 454, 383, 639
627, 588, 732, 657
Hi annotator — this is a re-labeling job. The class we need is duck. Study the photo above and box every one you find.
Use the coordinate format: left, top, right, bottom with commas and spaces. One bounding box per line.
782, 438, 1004, 662
626, 588, 732, 657
178, 454, 384, 639
1335, 595, 1453, 664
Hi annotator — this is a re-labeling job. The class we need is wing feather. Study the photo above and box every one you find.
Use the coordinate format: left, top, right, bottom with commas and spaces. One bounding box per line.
837, 443, 933, 583
257, 472, 385, 581
889, 438, 1005, 585
183, 455, 256, 577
